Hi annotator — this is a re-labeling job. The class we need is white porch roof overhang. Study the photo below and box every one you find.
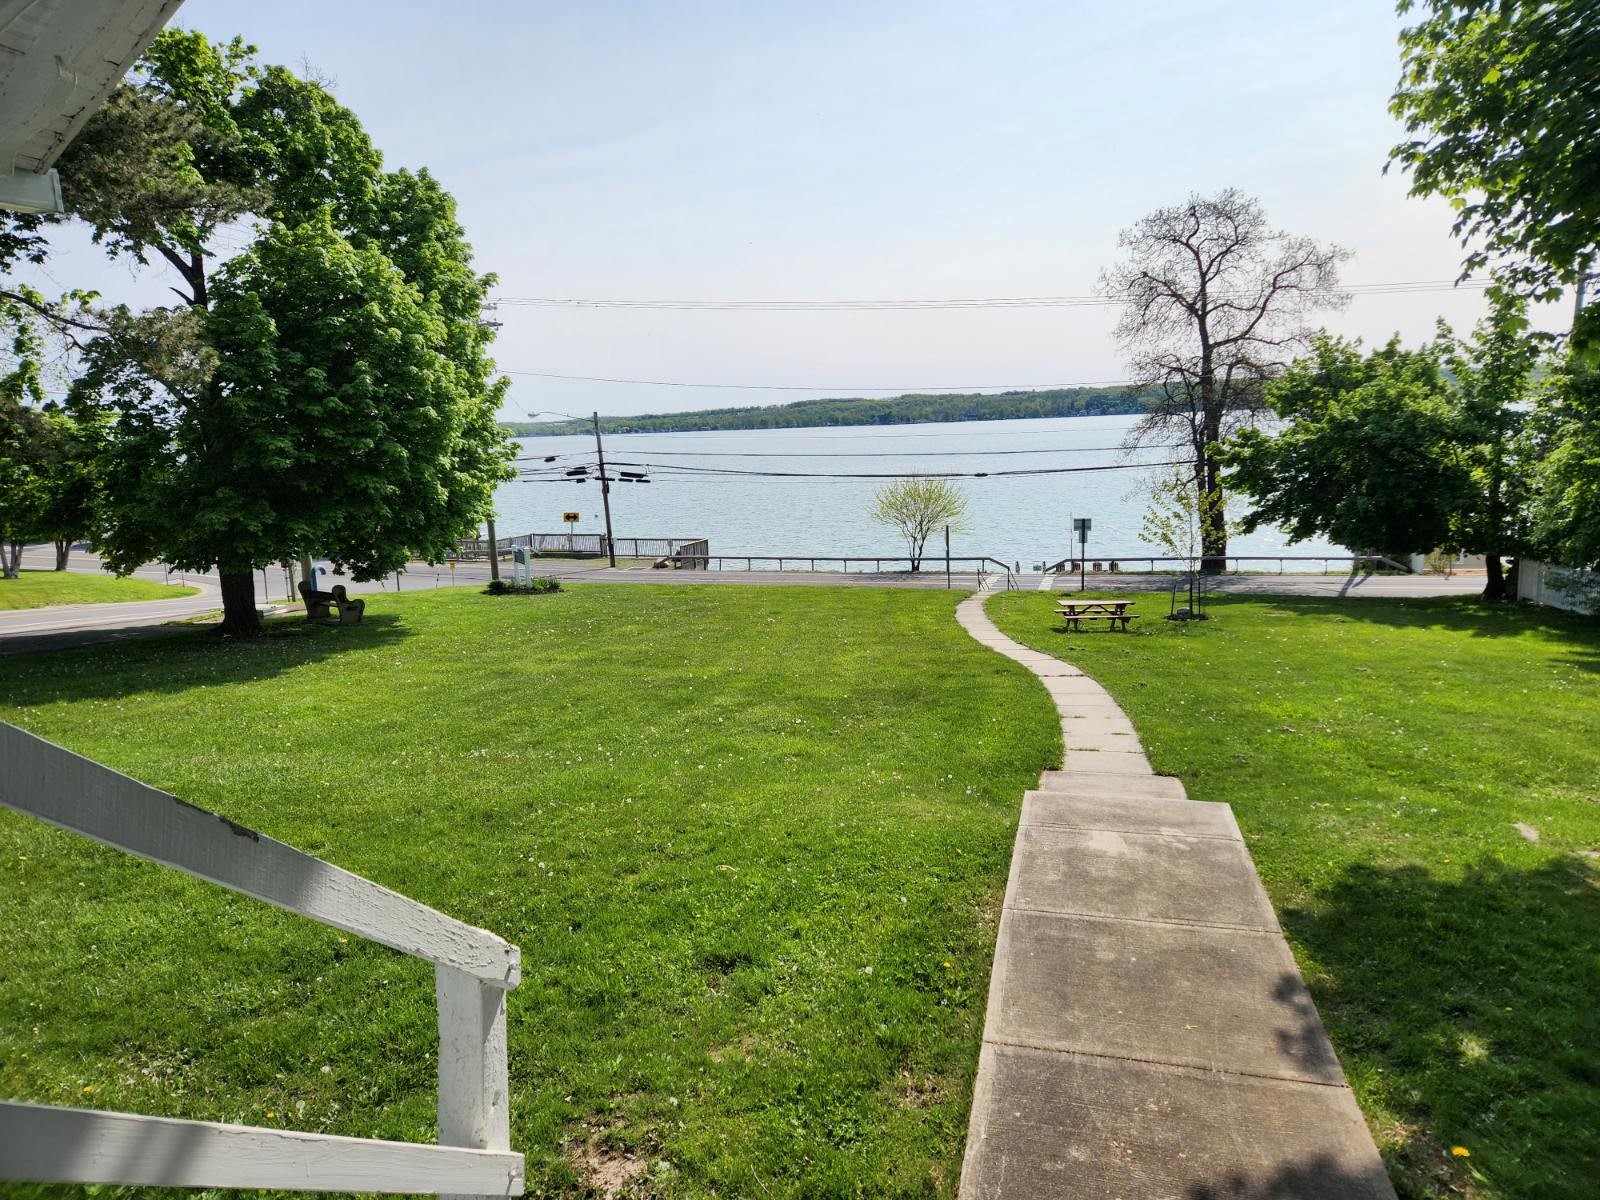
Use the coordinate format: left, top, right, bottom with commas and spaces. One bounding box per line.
0, 0, 186, 213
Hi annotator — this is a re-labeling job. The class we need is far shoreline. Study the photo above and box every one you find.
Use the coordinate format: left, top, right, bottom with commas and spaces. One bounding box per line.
500, 385, 1154, 438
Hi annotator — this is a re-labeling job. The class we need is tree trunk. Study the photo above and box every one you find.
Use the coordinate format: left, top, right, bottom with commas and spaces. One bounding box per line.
1198, 452, 1228, 574
218, 569, 262, 635
54, 539, 69, 570
1482, 554, 1508, 601
1197, 353, 1228, 574
3, 541, 20, 579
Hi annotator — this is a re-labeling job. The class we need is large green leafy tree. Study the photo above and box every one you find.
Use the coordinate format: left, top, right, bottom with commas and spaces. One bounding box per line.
0, 405, 48, 579
27, 406, 107, 570
1390, 0, 1600, 303
1446, 290, 1545, 596
0, 405, 100, 581
54, 30, 511, 632
0, 291, 50, 578
83, 216, 509, 593
1222, 333, 1470, 563
1223, 295, 1546, 599
1528, 328, 1600, 570
1390, 1, 1600, 573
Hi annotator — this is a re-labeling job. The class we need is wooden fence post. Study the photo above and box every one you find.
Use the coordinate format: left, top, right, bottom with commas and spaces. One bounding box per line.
437, 965, 511, 1200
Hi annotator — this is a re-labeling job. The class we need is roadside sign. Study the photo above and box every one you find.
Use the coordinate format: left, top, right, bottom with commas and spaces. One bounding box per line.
562, 511, 580, 524
1072, 517, 1091, 593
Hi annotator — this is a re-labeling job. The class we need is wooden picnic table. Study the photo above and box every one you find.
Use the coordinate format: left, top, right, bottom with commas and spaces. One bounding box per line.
1055, 598, 1138, 632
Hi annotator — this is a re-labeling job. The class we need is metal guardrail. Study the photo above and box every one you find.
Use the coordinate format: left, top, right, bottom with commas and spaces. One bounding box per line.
1040, 554, 1412, 575
688, 554, 1017, 589
459, 533, 707, 561
0, 721, 523, 1197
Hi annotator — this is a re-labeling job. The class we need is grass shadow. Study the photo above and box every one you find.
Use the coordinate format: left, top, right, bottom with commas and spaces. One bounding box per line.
1188, 1153, 1395, 1199
1237, 592, 1599, 642
0, 613, 414, 709
1045, 583, 1597, 646
1557, 646, 1600, 675
1285, 856, 1600, 1198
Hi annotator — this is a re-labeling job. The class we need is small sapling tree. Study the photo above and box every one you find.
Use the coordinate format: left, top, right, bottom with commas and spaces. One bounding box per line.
870, 477, 968, 571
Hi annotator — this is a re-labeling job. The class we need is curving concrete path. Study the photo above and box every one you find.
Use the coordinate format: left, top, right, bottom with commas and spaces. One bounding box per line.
954, 593, 1395, 1200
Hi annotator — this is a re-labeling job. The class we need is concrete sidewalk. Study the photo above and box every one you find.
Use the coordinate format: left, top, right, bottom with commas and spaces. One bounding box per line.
953, 595, 1395, 1199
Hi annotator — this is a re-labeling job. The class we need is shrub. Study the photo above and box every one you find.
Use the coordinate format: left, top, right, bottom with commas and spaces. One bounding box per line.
482, 577, 561, 596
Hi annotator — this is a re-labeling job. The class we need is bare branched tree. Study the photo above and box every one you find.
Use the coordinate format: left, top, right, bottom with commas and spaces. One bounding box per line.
1100, 189, 1348, 570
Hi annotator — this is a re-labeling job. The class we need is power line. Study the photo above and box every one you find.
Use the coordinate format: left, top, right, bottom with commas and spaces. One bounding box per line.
490, 278, 1491, 312
491, 277, 1494, 393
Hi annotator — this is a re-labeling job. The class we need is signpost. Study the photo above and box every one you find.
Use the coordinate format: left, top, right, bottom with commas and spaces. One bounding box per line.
562, 511, 579, 551
1073, 517, 1091, 592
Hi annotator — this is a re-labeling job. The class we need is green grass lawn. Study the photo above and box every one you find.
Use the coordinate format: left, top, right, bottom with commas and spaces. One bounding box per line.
0, 570, 198, 610
0, 584, 1059, 1199
989, 590, 1600, 1200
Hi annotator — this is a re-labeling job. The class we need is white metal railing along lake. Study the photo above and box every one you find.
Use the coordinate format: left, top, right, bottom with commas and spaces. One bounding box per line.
0, 720, 524, 1197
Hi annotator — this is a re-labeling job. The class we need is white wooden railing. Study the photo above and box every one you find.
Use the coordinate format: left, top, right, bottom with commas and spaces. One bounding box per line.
0, 720, 524, 1197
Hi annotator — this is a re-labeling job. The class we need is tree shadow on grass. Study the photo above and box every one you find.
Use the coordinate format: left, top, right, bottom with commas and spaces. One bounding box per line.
0, 613, 413, 708
1556, 645, 1600, 675
1282, 857, 1600, 1199
1186, 591, 1598, 648
1024, 587, 1598, 647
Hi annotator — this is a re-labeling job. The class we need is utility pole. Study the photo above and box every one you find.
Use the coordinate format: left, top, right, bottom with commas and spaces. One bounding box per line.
592, 411, 617, 568
944, 524, 951, 590
486, 515, 500, 582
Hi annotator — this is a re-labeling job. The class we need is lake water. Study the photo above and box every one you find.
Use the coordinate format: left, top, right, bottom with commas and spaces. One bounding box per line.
492, 413, 1345, 569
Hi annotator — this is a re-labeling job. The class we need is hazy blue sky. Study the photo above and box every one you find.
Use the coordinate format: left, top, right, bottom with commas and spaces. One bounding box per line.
31, 1, 1560, 417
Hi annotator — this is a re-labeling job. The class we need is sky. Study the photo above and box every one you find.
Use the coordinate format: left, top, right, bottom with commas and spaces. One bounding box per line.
22, 0, 1568, 418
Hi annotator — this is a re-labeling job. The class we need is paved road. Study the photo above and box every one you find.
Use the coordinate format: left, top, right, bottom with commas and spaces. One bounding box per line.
0, 552, 224, 657
1, 545, 1483, 657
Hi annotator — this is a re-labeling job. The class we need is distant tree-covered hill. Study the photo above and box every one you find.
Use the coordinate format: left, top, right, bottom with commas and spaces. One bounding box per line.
500, 386, 1154, 437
